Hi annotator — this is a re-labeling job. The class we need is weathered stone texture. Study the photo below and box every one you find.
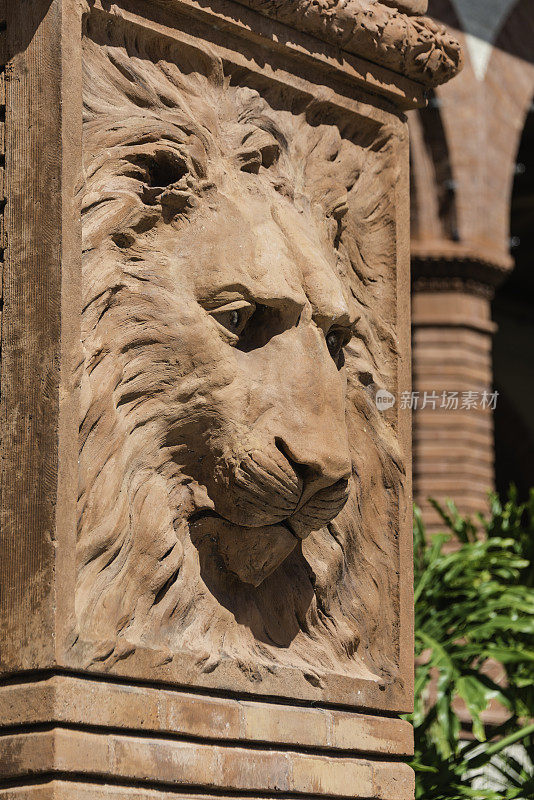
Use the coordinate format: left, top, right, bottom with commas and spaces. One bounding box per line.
0, 675, 414, 754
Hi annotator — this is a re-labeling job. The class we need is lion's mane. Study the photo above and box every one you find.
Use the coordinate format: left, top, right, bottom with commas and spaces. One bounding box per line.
76, 16, 405, 685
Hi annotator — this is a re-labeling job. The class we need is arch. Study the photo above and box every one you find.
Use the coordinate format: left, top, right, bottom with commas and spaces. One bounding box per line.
410, 0, 462, 245
485, 0, 534, 250
493, 0, 534, 64
409, 91, 458, 243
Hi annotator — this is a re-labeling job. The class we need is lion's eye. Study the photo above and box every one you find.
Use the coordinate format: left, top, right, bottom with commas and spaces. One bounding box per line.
211, 303, 255, 339
326, 328, 350, 363
229, 310, 241, 331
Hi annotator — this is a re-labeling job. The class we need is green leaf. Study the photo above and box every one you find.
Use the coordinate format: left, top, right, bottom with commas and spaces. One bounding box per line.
455, 676, 499, 742
466, 722, 534, 768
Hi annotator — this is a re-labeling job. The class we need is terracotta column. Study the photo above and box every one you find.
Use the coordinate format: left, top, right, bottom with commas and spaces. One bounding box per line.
0, 1, 461, 798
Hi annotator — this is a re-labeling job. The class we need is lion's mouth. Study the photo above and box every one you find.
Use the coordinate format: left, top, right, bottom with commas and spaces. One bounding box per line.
189, 508, 300, 539
187, 473, 350, 587
188, 508, 303, 587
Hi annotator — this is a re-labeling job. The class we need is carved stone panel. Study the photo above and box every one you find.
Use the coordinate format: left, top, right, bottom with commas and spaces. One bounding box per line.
0, 0, 461, 797
68, 7, 410, 707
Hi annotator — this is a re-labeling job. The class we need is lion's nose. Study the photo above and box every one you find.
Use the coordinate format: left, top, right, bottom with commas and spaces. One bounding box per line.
274, 435, 351, 506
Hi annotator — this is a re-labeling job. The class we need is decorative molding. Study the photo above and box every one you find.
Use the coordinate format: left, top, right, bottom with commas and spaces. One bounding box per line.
411, 240, 514, 297
412, 276, 496, 301
0, 729, 414, 799
230, 0, 463, 87
87, 0, 429, 110
382, 0, 428, 13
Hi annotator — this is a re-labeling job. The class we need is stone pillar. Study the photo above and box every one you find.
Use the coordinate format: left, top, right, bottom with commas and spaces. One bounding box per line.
0, 1, 461, 798
411, 255, 505, 532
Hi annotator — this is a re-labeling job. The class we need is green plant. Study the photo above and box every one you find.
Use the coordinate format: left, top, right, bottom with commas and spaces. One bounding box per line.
409, 487, 534, 799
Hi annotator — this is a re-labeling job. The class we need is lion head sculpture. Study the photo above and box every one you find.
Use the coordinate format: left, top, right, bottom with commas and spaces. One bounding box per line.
76, 19, 405, 686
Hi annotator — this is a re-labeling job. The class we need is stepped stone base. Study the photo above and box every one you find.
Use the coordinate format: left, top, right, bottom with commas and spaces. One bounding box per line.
0, 675, 413, 799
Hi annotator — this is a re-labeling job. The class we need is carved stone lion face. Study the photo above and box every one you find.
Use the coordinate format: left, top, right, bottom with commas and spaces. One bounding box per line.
160, 183, 357, 585
76, 26, 404, 683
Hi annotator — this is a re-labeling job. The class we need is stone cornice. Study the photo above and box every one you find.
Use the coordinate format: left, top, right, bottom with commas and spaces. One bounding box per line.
411, 240, 514, 270
411, 240, 514, 297
411, 275, 496, 301
230, 0, 462, 87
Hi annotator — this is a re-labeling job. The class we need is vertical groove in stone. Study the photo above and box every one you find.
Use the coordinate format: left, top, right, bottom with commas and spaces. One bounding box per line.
0, 0, 9, 655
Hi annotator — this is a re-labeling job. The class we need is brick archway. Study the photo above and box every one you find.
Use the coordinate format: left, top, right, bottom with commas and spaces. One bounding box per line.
410, 0, 534, 527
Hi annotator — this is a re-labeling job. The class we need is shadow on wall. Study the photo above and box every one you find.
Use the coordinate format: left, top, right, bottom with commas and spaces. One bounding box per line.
493, 98, 534, 499
410, 90, 458, 243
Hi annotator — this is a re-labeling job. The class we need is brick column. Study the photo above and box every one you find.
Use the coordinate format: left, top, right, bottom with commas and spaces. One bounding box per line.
410, 240, 515, 531
412, 282, 496, 531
